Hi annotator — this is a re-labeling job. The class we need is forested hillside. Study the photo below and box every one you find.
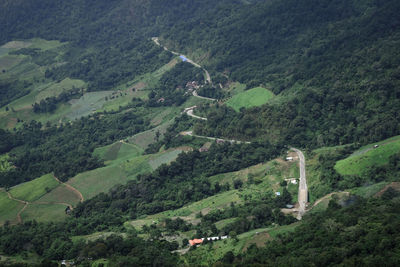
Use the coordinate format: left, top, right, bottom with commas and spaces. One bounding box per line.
1, 0, 400, 265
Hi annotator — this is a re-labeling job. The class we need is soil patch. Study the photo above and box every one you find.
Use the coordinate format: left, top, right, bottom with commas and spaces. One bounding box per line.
375, 182, 400, 197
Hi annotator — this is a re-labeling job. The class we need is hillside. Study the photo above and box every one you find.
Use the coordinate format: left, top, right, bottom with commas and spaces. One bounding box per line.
0, 0, 400, 266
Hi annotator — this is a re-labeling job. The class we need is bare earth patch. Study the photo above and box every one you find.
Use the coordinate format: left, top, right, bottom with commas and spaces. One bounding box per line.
1, 41, 32, 49
375, 182, 400, 197
129, 82, 147, 92
243, 232, 271, 251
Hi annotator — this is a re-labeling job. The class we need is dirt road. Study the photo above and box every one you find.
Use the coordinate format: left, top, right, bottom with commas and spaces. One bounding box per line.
152, 37, 213, 90
181, 131, 251, 144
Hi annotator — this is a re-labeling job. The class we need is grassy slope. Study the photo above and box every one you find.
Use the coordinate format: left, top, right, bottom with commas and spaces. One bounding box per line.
20, 203, 68, 223
9, 173, 59, 202
0, 190, 24, 225
335, 135, 400, 176
68, 142, 187, 200
36, 184, 81, 206
0, 40, 180, 129
226, 87, 274, 112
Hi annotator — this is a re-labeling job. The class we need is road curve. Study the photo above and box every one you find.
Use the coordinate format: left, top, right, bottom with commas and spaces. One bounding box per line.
291, 147, 308, 219
183, 106, 207, 120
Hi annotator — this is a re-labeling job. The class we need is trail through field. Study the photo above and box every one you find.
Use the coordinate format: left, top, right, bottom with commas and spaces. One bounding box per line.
54, 175, 84, 202
6, 184, 76, 223
17, 203, 28, 224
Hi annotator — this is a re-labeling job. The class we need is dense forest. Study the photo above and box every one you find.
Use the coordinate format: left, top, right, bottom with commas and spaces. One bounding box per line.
212, 190, 400, 266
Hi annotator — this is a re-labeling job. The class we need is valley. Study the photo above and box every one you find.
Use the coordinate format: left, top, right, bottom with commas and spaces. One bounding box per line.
0, 0, 400, 266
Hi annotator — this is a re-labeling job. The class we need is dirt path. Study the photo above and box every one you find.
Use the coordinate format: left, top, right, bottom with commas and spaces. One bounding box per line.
6, 191, 29, 224
6, 187, 75, 224
16, 203, 28, 224
310, 191, 349, 209
53, 175, 84, 202
180, 131, 251, 144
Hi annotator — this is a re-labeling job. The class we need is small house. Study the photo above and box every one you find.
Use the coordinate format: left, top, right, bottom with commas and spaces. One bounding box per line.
286, 157, 293, 161
189, 239, 203, 246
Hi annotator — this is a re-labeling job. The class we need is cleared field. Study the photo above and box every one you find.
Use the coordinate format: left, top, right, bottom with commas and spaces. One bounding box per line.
35, 184, 81, 206
335, 135, 400, 176
35, 78, 86, 102
129, 120, 173, 149
117, 143, 144, 159
9, 173, 59, 202
67, 91, 113, 120
226, 87, 274, 112
94, 142, 123, 161
20, 203, 68, 223
1, 40, 32, 49
0, 55, 24, 70
0, 190, 24, 225
94, 141, 144, 162
148, 148, 186, 170
67, 153, 151, 200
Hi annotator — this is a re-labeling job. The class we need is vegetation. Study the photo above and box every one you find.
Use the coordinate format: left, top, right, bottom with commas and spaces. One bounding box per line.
335, 135, 400, 176
227, 192, 400, 266
226, 87, 274, 112
9, 173, 59, 202
0, 0, 400, 265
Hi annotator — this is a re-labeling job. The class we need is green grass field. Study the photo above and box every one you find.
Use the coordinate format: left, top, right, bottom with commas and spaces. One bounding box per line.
9, 173, 59, 202
0, 190, 25, 225
35, 184, 81, 206
335, 135, 400, 176
148, 148, 186, 170
35, 78, 86, 102
129, 120, 174, 149
67, 151, 152, 199
226, 87, 274, 112
20, 203, 68, 223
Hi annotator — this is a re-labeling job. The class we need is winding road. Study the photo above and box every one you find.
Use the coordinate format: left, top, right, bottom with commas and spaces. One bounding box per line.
154, 36, 309, 219
152, 37, 215, 100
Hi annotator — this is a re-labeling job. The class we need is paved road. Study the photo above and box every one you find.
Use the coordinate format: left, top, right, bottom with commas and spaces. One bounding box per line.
291, 148, 307, 219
